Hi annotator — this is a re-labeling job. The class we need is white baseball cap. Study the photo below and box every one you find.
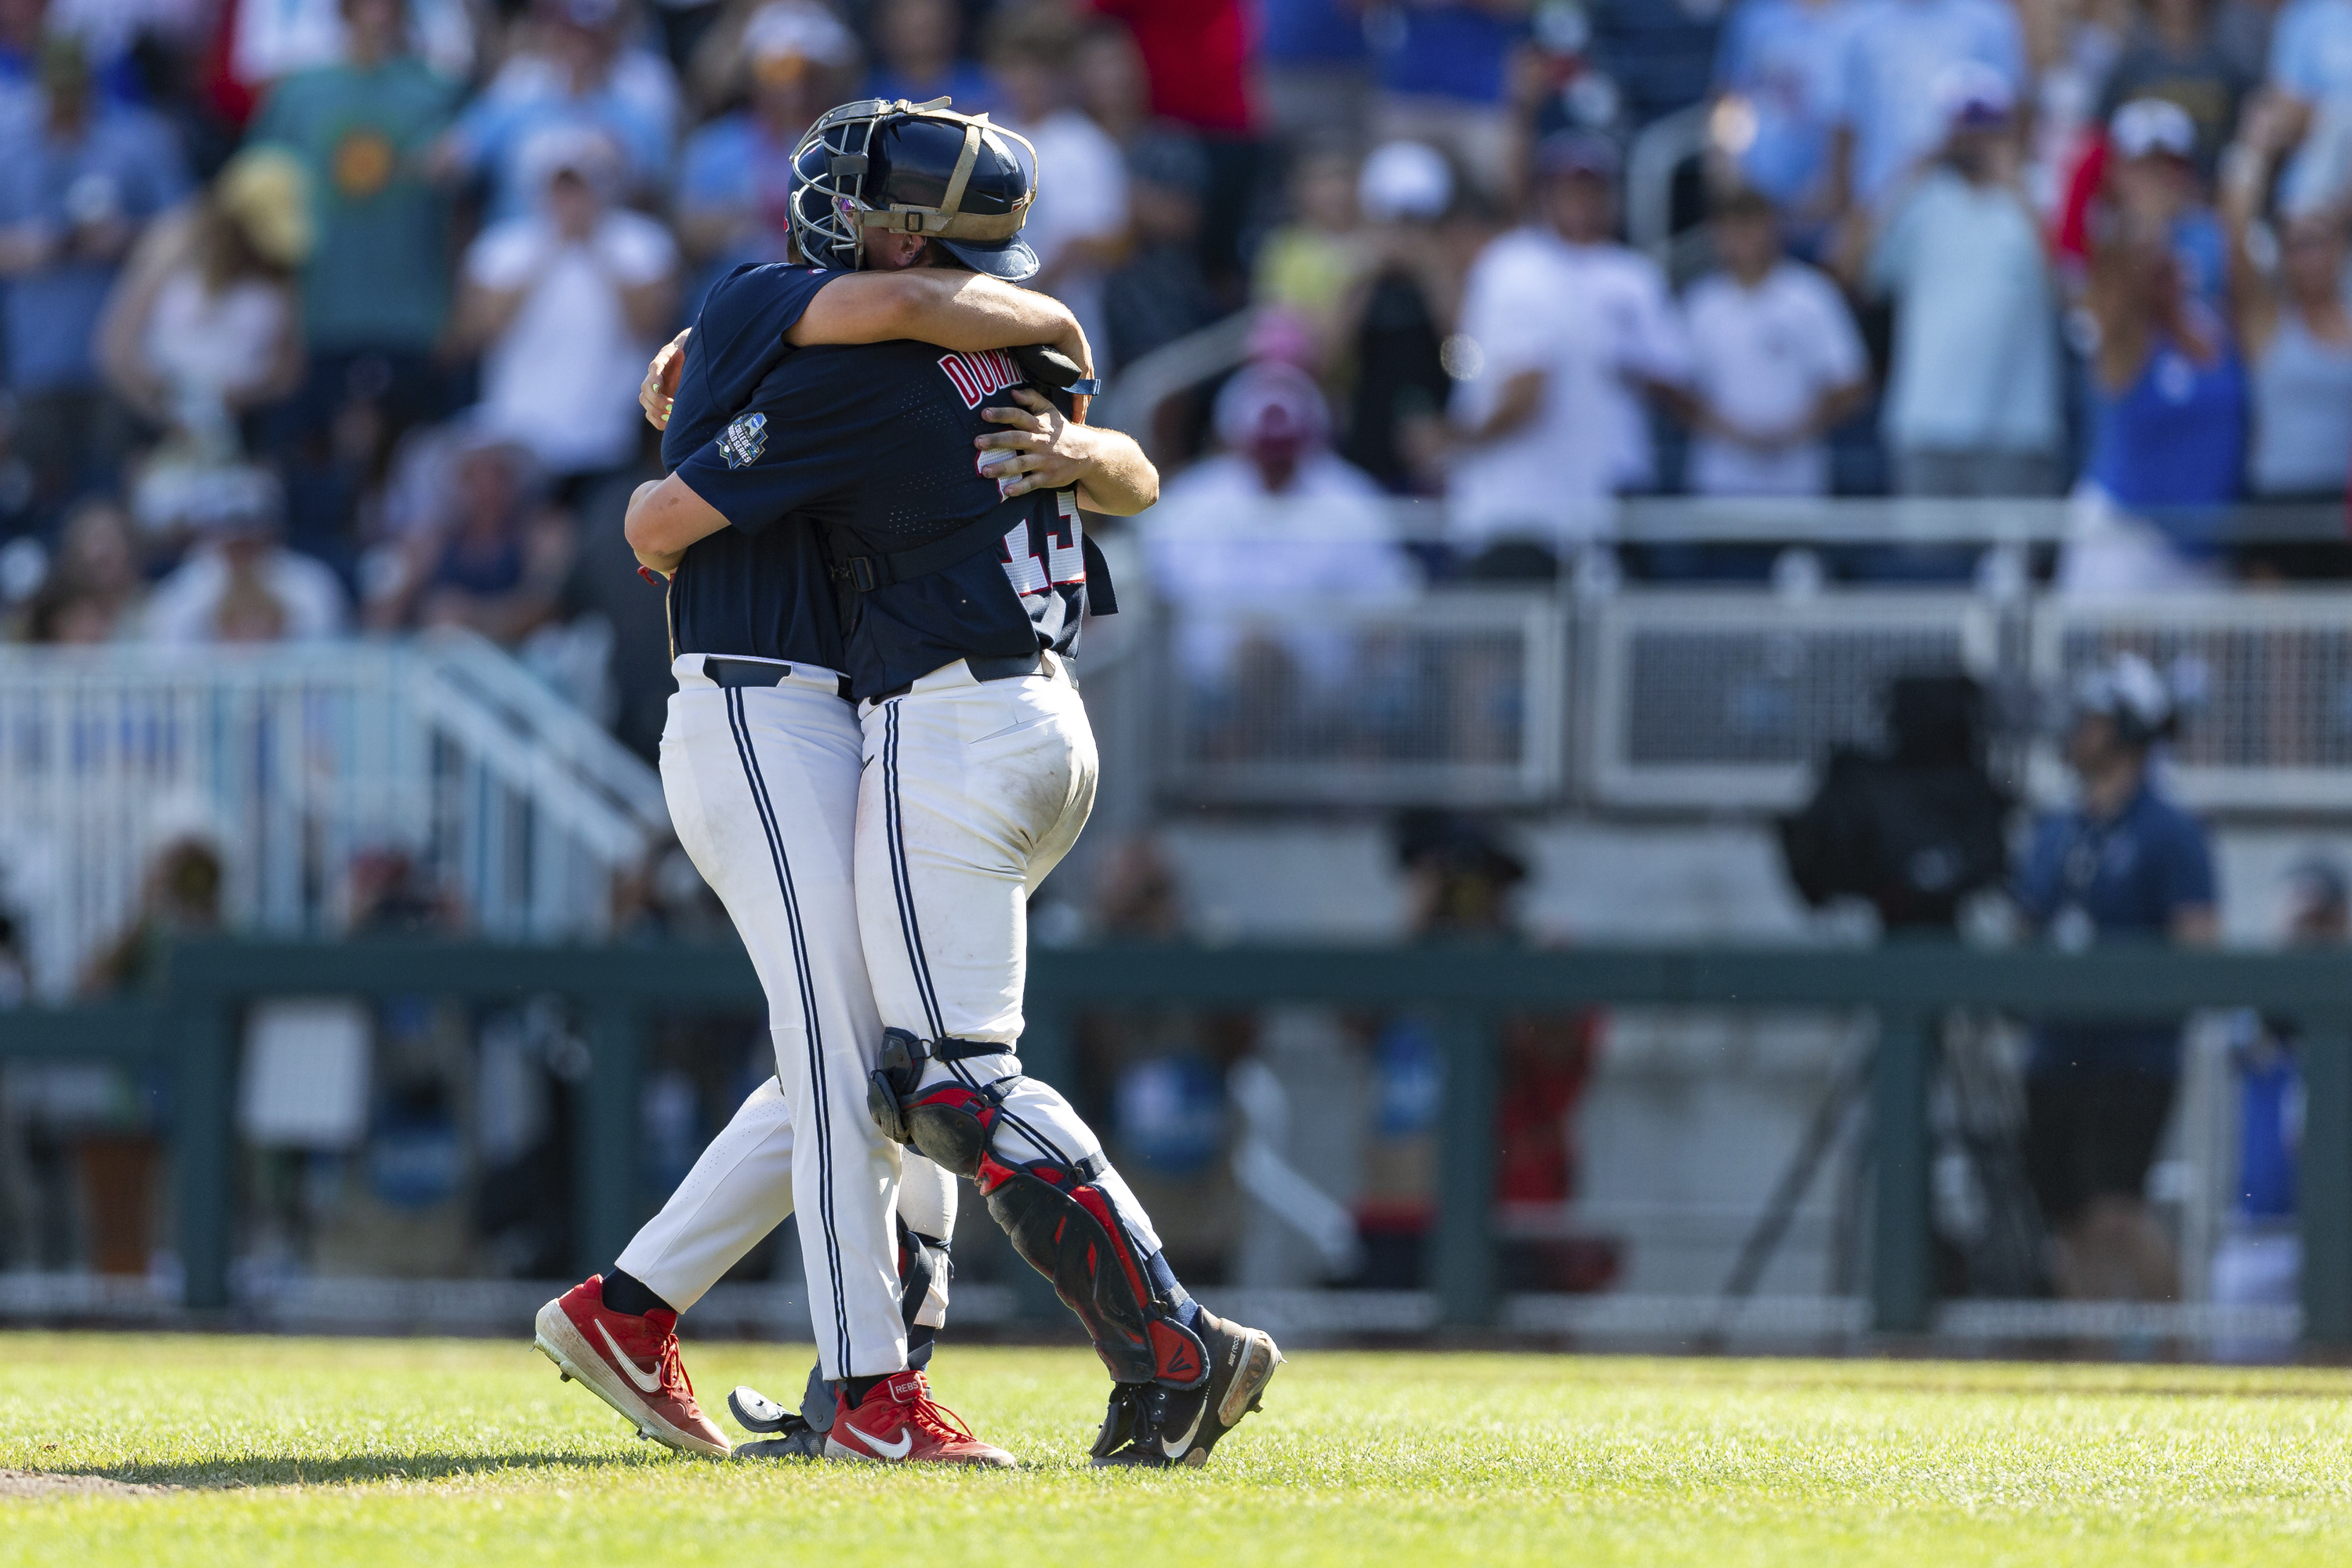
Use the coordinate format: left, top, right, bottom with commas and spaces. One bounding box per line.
1359, 140, 1453, 224
2073, 652, 2175, 742
2110, 97, 2197, 161
743, 1, 858, 69
1935, 60, 2015, 132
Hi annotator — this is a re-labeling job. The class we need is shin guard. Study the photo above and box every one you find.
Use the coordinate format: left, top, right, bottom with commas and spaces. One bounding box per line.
867, 1029, 1207, 1388
980, 1157, 1207, 1389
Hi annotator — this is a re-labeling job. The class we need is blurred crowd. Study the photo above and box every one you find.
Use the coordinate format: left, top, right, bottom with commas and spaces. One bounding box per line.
0, 0, 2348, 697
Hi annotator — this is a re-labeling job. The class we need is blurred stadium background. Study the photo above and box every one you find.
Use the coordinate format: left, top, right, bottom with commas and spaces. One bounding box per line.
2, 0, 2351, 1365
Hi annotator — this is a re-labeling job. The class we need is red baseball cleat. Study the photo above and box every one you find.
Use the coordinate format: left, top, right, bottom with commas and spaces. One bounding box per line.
534, 1276, 730, 1458
823, 1369, 1015, 1468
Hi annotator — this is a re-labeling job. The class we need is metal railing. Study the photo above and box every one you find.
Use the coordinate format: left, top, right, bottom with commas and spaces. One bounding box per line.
1158, 589, 1566, 807
1583, 590, 2003, 811
0, 633, 667, 999
2033, 593, 2352, 811
1123, 497, 2352, 816
5, 936, 2352, 1349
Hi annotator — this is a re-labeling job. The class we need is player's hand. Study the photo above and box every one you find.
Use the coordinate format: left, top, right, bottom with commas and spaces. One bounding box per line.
633, 543, 684, 579
976, 387, 1096, 498
641, 328, 691, 430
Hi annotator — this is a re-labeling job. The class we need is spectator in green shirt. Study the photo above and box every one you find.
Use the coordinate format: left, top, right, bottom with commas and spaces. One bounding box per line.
248, 0, 460, 437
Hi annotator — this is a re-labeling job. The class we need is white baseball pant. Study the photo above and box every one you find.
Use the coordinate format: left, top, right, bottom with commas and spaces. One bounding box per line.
614, 1079, 955, 1334
616, 654, 951, 1377
854, 653, 1164, 1259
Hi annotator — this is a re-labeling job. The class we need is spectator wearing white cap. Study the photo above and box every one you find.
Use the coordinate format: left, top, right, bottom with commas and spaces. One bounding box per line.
2013, 652, 2215, 1308
673, 1, 857, 288
989, 1, 1127, 371
1866, 64, 2063, 507
1826, 0, 2026, 220
143, 466, 349, 643
2099, 98, 2229, 307
2096, 0, 2252, 174
1442, 129, 1691, 568
2225, 89, 2352, 536
1142, 361, 1414, 690
1339, 140, 1472, 494
453, 127, 677, 483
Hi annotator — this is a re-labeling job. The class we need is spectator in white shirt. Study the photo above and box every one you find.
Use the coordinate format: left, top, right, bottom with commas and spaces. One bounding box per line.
1442, 129, 1691, 573
98, 147, 310, 451
144, 466, 348, 643
987, 1, 1127, 370
452, 127, 677, 485
1682, 186, 1870, 496
1144, 361, 1415, 691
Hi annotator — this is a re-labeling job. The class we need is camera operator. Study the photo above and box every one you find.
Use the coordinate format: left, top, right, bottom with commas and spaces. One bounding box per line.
2013, 653, 2217, 1304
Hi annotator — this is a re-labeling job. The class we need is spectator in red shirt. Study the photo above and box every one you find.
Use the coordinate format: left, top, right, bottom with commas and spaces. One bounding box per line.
1080, 0, 1252, 134
1082, 0, 1259, 296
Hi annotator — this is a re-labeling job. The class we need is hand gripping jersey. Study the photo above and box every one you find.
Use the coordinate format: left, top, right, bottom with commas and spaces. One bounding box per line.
673, 339, 1117, 699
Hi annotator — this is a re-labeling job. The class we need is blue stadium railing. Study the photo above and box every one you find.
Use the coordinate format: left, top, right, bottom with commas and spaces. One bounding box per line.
4, 937, 2350, 1344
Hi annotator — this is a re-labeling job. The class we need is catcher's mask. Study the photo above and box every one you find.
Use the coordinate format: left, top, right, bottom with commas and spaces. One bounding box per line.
789, 96, 1040, 279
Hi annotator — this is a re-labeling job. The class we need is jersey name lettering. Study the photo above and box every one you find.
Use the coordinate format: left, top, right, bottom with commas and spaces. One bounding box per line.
937, 350, 1022, 410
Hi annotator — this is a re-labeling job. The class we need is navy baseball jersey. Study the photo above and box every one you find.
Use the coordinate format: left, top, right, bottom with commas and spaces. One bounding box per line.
674, 339, 1117, 699
660, 263, 848, 666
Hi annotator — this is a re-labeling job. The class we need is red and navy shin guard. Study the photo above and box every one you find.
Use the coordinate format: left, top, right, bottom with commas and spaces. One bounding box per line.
977, 1151, 1206, 1388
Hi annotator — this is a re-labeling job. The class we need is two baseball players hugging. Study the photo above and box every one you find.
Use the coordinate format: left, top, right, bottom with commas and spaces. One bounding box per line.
529, 96, 1280, 1469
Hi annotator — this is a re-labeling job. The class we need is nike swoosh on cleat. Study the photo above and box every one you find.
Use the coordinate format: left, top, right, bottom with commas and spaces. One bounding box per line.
593, 1319, 666, 1395
1160, 1402, 1206, 1460
851, 1425, 914, 1460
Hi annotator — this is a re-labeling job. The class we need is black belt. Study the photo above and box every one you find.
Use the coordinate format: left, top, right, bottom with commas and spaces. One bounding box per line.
869, 649, 1046, 702
701, 656, 855, 702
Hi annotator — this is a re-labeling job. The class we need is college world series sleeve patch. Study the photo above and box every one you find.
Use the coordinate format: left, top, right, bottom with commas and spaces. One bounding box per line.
719, 412, 769, 469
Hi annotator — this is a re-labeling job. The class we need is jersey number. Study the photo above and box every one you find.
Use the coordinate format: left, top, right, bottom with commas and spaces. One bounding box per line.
999, 493, 1085, 598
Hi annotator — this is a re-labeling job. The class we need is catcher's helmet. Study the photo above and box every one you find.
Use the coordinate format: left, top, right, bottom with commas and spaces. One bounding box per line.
789, 96, 1039, 279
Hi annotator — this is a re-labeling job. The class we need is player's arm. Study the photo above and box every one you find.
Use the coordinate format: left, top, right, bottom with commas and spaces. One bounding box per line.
637, 274, 1094, 432
633, 375, 859, 572
977, 387, 1158, 515
622, 476, 730, 578
788, 270, 1093, 375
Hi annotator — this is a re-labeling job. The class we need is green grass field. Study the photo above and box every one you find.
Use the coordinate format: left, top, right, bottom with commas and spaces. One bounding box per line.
5, 1334, 2352, 1566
